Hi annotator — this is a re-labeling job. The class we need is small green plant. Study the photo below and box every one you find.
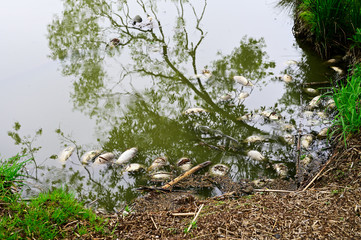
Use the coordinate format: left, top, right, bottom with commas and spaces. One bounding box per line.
331, 189, 339, 195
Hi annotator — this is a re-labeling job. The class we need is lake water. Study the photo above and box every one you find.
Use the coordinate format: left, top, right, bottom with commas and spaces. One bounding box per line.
0, 0, 334, 211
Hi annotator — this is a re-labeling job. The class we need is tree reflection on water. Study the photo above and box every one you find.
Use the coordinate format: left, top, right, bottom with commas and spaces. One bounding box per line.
46, 0, 283, 209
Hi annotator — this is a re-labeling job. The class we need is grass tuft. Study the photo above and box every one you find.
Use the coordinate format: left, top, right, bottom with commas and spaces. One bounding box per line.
331, 64, 361, 145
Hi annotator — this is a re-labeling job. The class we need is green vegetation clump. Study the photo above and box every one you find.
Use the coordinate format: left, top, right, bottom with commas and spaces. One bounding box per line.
331, 64, 361, 144
299, 0, 361, 55
0, 155, 108, 239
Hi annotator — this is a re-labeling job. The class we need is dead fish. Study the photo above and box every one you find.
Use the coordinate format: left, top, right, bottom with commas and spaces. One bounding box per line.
247, 150, 265, 161
301, 134, 313, 149
209, 164, 230, 177
260, 110, 272, 118
323, 58, 339, 65
81, 149, 102, 164
124, 163, 146, 172
317, 111, 327, 119
330, 66, 344, 75
94, 152, 115, 165
132, 15, 142, 25
150, 171, 173, 181
326, 99, 336, 109
308, 95, 322, 109
303, 88, 319, 96
177, 157, 192, 172
301, 155, 312, 166
148, 156, 169, 172
307, 119, 321, 126
244, 135, 265, 143
285, 60, 298, 65
220, 93, 232, 101
269, 112, 281, 121
252, 178, 274, 188
283, 134, 295, 145
282, 74, 293, 83
234, 76, 254, 87
281, 123, 295, 132
237, 113, 255, 121
58, 146, 75, 162
202, 69, 212, 79
303, 110, 314, 118
238, 91, 250, 100
184, 107, 207, 115
317, 127, 329, 138
115, 147, 138, 165
273, 163, 288, 179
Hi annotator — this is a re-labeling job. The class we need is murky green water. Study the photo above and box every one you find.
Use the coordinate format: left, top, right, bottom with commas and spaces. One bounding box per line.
1, 0, 336, 211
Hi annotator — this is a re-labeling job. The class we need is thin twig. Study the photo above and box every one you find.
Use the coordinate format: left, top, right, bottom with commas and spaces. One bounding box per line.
187, 204, 204, 232
150, 216, 158, 230
172, 212, 195, 216
253, 189, 296, 193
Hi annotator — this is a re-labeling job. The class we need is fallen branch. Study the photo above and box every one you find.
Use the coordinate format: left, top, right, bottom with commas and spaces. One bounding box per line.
187, 204, 204, 232
162, 161, 211, 190
303, 81, 330, 86
254, 189, 296, 193
150, 216, 158, 230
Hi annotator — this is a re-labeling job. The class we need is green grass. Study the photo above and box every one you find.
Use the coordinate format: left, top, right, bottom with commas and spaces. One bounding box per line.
0, 155, 109, 239
331, 64, 361, 145
299, 0, 361, 55
0, 155, 29, 202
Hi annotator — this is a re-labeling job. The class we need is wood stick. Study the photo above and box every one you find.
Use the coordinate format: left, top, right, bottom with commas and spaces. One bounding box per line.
303, 81, 330, 86
150, 216, 158, 230
254, 189, 296, 193
171, 212, 195, 216
187, 204, 204, 232
162, 161, 211, 190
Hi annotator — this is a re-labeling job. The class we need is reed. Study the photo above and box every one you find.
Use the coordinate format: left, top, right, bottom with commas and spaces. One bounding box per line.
299, 0, 361, 55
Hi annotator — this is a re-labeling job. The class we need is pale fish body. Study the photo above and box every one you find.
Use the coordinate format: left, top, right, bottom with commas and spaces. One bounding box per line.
301, 134, 313, 149
148, 156, 169, 172
234, 76, 254, 86
273, 163, 288, 179
252, 178, 274, 188
330, 66, 344, 75
244, 135, 265, 143
308, 95, 322, 109
317, 128, 329, 138
116, 147, 138, 165
303, 110, 314, 118
281, 124, 295, 132
94, 152, 115, 165
237, 113, 255, 121
184, 107, 207, 115
247, 150, 265, 161
220, 93, 232, 101
282, 74, 293, 83
303, 88, 319, 96
81, 149, 102, 164
260, 110, 272, 118
209, 164, 230, 177
124, 163, 145, 172
283, 134, 295, 145
150, 171, 173, 181
58, 146, 75, 162
307, 119, 321, 126
285, 60, 298, 65
317, 111, 327, 119
326, 99, 336, 109
238, 91, 250, 100
177, 157, 192, 172
269, 112, 281, 121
